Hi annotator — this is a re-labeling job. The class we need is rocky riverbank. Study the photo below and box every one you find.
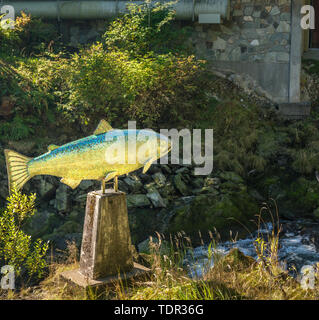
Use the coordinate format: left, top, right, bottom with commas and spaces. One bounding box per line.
0, 153, 260, 250
183, 218, 319, 280
2, 121, 319, 254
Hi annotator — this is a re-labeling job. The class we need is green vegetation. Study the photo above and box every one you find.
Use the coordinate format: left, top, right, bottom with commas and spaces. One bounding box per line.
1, 3, 318, 186
0, 12, 58, 56
104, 1, 192, 57
2, 1, 319, 301
0, 189, 48, 284
0, 3, 208, 138
65, 45, 207, 128
2, 213, 318, 300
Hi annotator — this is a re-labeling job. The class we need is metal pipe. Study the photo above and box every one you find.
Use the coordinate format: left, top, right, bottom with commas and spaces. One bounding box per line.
2, 0, 229, 20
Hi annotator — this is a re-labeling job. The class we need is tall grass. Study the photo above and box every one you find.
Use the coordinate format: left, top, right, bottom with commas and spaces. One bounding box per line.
2, 203, 319, 300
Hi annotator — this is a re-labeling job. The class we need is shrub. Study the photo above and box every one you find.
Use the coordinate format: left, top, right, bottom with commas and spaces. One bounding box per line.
0, 116, 35, 141
64, 43, 208, 128
0, 52, 70, 141
61, 1, 206, 129
104, 1, 192, 57
16, 53, 70, 121
0, 12, 58, 56
0, 189, 49, 282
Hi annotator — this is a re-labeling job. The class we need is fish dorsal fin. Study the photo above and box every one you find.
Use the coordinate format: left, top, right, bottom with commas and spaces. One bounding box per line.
48, 144, 60, 151
143, 157, 156, 174
94, 120, 113, 135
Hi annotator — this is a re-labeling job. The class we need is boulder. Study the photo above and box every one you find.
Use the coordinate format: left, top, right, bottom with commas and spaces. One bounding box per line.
146, 186, 166, 208
147, 164, 161, 174
118, 180, 129, 193
126, 194, 151, 209
55, 184, 69, 212
158, 182, 176, 198
174, 173, 190, 196
168, 190, 258, 240
79, 180, 94, 191
124, 175, 143, 193
152, 172, 167, 187
175, 167, 189, 174
38, 179, 56, 199
139, 173, 152, 184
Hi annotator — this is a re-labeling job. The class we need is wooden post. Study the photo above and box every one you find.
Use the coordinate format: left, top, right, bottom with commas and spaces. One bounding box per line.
80, 190, 134, 279
61, 189, 149, 291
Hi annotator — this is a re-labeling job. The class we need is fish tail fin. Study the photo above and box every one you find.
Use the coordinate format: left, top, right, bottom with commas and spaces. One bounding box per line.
4, 149, 32, 194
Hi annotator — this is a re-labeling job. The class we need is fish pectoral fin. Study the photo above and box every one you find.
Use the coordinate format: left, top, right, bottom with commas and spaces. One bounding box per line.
94, 119, 113, 135
48, 144, 60, 151
143, 158, 156, 174
104, 171, 118, 182
61, 178, 81, 189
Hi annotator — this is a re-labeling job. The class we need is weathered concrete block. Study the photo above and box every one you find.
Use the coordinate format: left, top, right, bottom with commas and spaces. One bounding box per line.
61, 263, 150, 297
80, 190, 134, 279
278, 102, 311, 119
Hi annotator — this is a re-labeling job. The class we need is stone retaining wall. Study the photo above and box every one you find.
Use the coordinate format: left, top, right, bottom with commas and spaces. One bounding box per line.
191, 0, 293, 102
193, 0, 291, 64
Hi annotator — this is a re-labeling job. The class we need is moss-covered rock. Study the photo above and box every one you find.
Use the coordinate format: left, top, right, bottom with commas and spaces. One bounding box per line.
216, 248, 255, 272
127, 194, 151, 208
168, 189, 259, 240
174, 173, 189, 196
286, 177, 319, 214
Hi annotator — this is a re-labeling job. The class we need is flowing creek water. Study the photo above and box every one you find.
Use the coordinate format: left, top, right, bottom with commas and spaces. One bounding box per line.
185, 219, 319, 279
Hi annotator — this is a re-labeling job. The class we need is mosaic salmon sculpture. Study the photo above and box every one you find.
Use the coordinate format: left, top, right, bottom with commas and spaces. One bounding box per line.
4, 120, 171, 194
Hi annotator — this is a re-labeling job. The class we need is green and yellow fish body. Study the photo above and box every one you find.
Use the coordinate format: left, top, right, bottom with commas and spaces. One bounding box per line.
4, 120, 171, 192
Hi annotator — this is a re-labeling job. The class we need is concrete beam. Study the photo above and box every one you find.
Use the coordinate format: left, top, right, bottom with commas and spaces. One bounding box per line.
289, 0, 303, 103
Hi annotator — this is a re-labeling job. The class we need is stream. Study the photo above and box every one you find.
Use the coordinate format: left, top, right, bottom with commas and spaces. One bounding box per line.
186, 219, 319, 279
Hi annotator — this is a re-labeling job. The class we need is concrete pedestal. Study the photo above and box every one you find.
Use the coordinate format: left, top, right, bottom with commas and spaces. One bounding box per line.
80, 190, 134, 279
61, 189, 150, 292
